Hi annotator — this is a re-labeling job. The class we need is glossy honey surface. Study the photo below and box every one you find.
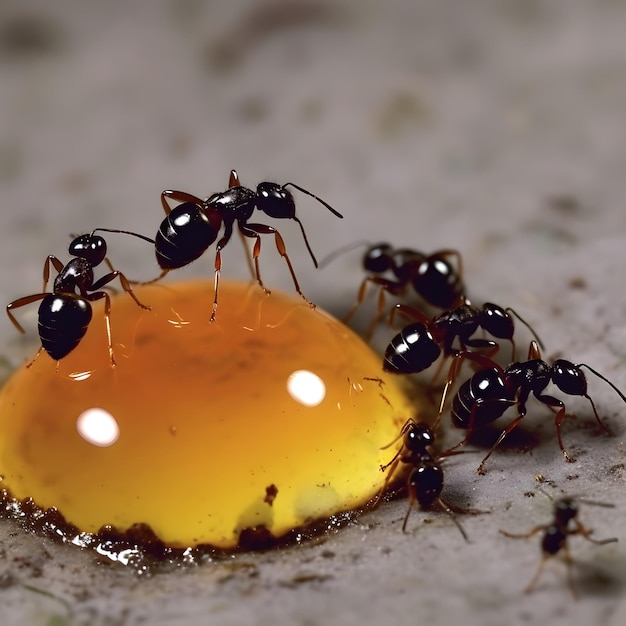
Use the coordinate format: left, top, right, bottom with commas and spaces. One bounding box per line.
0, 280, 415, 549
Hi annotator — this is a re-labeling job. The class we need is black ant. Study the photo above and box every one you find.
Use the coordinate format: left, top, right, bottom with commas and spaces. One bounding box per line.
150, 169, 342, 320
450, 341, 626, 474
6, 228, 153, 367
382, 301, 543, 418
375, 419, 473, 540
344, 243, 466, 334
383, 300, 542, 373
500, 497, 618, 597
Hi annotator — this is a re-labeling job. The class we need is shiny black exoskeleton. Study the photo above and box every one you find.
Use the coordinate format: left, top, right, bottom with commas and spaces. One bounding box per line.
451, 341, 626, 473
383, 301, 542, 376
152, 169, 342, 320
500, 497, 618, 596
376, 419, 469, 539
345, 243, 466, 331
6, 229, 151, 366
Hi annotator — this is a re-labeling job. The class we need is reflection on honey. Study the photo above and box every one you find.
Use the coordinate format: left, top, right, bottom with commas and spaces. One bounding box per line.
0, 280, 415, 550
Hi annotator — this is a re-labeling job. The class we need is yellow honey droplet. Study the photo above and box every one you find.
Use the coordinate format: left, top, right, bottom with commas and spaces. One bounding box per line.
0, 280, 416, 550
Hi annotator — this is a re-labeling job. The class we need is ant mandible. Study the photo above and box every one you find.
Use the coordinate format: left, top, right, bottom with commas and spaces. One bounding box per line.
344, 243, 466, 335
150, 169, 343, 321
499, 497, 618, 597
450, 341, 626, 474
6, 228, 152, 367
374, 418, 473, 540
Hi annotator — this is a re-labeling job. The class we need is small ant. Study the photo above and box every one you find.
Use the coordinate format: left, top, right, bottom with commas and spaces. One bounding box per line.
344, 243, 466, 334
6, 229, 152, 367
150, 169, 342, 320
500, 497, 618, 597
450, 341, 626, 474
375, 419, 472, 540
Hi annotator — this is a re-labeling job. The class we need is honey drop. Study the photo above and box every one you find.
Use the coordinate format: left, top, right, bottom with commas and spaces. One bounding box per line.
0, 280, 415, 551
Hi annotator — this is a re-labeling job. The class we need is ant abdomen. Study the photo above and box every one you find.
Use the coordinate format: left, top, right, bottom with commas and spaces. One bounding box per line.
38, 295, 92, 360
451, 367, 513, 429
156, 203, 220, 270
383, 322, 441, 374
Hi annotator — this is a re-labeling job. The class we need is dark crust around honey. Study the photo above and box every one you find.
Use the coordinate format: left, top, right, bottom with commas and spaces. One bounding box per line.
0, 488, 367, 574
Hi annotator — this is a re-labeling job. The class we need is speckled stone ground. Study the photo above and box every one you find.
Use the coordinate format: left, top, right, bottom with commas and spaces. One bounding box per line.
1, 1, 626, 625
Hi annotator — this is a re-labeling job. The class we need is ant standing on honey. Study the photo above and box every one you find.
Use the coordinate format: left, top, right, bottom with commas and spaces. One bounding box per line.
150, 169, 343, 320
375, 419, 474, 540
6, 228, 153, 367
499, 497, 618, 597
449, 341, 626, 474
344, 243, 466, 335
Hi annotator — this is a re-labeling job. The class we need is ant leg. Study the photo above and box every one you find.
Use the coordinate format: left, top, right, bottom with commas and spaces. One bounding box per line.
537, 395, 574, 462
560, 544, 579, 599
499, 524, 547, 540
211, 249, 222, 322
25, 346, 45, 369
371, 456, 402, 509
207, 224, 235, 322
401, 498, 417, 533
477, 412, 526, 475
134, 268, 169, 286
237, 228, 256, 282
380, 419, 414, 453
6, 293, 48, 333
524, 556, 550, 595
462, 338, 500, 360
91, 271, 151, 311
387, 303, 431, 328
571, 519, 618, 546
250, 234, 271, 295
436, 497, 469, 542
85, 291, 115, 367
160, 190, 204, 215
42, 255, 65, 293
584, 394, 613, 436
344, 276, 402, 330
241, 222, 315, 308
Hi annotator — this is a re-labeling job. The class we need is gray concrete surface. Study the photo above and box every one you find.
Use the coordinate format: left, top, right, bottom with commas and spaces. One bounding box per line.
1, 0, 626, 624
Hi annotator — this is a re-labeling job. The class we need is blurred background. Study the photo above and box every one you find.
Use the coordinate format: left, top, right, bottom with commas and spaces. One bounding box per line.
1, 1, 626, 625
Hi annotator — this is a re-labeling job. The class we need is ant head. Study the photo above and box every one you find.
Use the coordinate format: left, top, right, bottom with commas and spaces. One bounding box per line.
256, 182, 296, 219
69, 233, 107, 266
404, 421, 435, 452
554, 497, 578, 524
363, 243, 394, 274
480, 303, 514, 340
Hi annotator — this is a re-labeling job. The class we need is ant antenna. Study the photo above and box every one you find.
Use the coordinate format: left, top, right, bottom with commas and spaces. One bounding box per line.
317, 239, 372, 270
291, 216, 321, 268
91, 228, 156, 245
505, 307, 545, 351
577, 363, 626, 404
282, 182, 344, 219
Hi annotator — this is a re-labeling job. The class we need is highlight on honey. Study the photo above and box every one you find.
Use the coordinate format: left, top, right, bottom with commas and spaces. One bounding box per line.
0, 280, 416, 561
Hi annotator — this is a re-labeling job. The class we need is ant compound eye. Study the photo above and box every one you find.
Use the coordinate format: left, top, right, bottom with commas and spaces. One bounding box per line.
0, 280, 414, 562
